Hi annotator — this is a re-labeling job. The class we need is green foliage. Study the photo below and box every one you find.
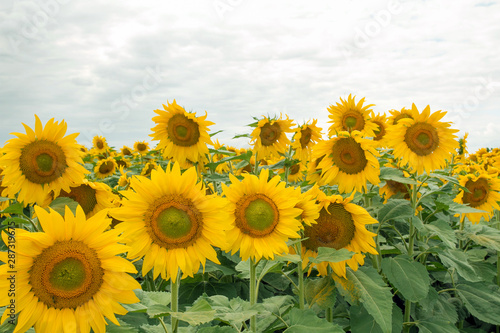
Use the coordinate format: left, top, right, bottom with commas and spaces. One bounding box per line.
381, 255, 430, 302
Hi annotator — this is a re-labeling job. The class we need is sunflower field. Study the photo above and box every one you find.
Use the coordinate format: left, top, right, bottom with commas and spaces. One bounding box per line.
1, 96, 500, 333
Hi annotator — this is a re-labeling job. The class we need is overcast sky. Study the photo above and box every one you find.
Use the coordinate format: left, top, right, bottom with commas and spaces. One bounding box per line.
1, 0, 499, 154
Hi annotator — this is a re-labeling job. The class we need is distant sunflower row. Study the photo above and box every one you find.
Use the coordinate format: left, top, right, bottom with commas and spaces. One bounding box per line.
0, 95, 498, 333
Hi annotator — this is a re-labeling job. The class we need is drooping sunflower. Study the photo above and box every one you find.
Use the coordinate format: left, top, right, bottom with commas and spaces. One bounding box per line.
453, 172, 500, 223
134, 141, 150, 155
221, 168, 303, 261
150, 100, 213, 165
212, 139, 231, 174
314, 131, 380, 193
92, 135, 109, 154
370, 112, 389, 147
0, 206, 140, 333
111, 162, 230, 282
292, 185, 321, 227
456, 132, 469, 163
388, 107, 413, 125
291, 120, 323, 163
385, 104, 459, 175
250, 115, 294, 160
94, 157, 118, 179
57, 179, 118, 218
300, 193, 378, 278
140, 161, 158, 178
327, 94, 378, 137
116, 166, 130, 188
0, 115, 88, 205
305, 154, 326, 185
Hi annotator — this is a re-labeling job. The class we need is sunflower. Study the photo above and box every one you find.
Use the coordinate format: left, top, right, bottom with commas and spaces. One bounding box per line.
305, 154, 326, 185
385, 104, 459, 175
212, 139, 231, 174
120, 146, 134, 157
134, 141, 150, 155
453, 172, 500, 223
57, 180, 118, 218
116, 166, 130, 188
150, 100, 213, 165
0, 206, 140, 333
314, 131, 380, 193
300, 193, 378, 278
456, 132, 469, 163
281, 162, 307, 183
291, 120, 322, 163
115, 157, 132, 169
250, 115, 294, 160
111, 162, 230, 282
221, 168, 302, 261
388, 107, 413, 125
292, 185, 321, 227
0, 115, 88, 206
94, 157, 118, 179
370, 112, 389, 147
140, 161, 158, 178
92, 135, 109, 154
327, 94, 378, 137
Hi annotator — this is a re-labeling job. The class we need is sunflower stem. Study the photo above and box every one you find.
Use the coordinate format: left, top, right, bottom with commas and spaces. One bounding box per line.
403, 181, 419, 333
253, 152, 259, 175
458, 219, 465, 249
295, 240, 305, 310
171, 270, 181, 333
249, 257, 258, 332
326, 307, 333, 323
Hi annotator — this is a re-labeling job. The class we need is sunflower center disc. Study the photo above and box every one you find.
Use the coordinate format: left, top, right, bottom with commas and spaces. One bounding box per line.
260, 123, 281, 146
303, 203, 355, 251
342, 112, 364, 131
99, 161, 114, 174
393, 113, 413, 125
299, 127, 312, 149
331, 137, 367, 174
123, 148, 132, 156
96, 141, 104, 149
167, 114, 201, 147
36, 153, 55, 172
386, 180, 409, 198
404, 122, 439, 156
157, 207, 193, 239
290, 164, 300, 175
30, 240, 103, 309
146, 196, 202, 248
19, 140, 67, 184
463, 178, 489, 207
373, 121, 385, 141
59, 184, 98, 215
236, 194, 279, 237
49, 257, 87, 291
137, 143, 147, 152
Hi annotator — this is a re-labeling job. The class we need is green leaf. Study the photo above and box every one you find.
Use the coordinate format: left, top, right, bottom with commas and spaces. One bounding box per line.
203, 295, 259, 328
415, 318, 459, 333
447, 202, 487, 214
140, 324, 169, 333
308, 247, 355, 264
456, 282, 500, 325
235, 259, 283, 281
379, 167, 418, 185
49, 197, 79, 216
304, 276, 337, 309
437, 249, 482, 282
275, 253, 302, 263
0, 197, 10, 202
345, 267, 393, 333
106, 318, 142, 333
135, 290, 171, 307
232, 133, 251, 139
459, 225, 500, 251
197, 327, 237, 333
381, 255, 430, 302
0, 202, 24, 215
377, 199, 414, 223
350, 303, 403, 333
424, 220, 456, 248
1, 217, 32, 226
170, 299, 216, 326
284, 308, 344, 333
